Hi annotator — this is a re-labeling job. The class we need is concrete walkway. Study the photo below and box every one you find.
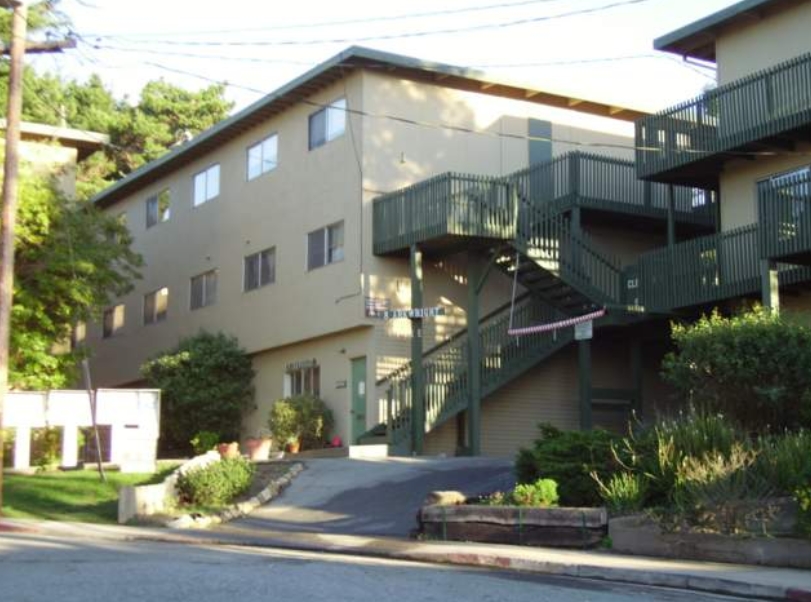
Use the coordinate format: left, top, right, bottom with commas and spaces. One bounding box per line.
2, 518, 811, 601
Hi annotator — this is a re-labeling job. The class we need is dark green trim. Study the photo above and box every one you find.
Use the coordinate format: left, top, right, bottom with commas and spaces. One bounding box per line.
528, 119, 552, 166
410, 245, 425, 454
578, 340, 592, 431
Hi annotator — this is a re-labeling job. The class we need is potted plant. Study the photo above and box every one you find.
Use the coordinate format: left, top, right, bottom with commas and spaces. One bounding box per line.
245, 430, 273, 461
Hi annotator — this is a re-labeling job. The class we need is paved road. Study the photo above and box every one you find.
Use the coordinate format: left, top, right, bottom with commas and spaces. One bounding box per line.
0, 534, 750, 602
235, 456, 515, 536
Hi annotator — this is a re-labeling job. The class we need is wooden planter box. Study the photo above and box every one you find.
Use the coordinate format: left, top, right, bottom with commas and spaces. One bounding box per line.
418, 504, 608, 548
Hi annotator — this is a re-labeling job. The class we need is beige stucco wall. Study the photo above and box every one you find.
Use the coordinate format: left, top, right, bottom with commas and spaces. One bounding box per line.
716, 3, 811, 85
719, 142, 811, 231
585, 224, 668, 268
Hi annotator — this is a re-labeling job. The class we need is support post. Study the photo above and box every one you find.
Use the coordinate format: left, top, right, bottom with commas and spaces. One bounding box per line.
667, 184, 676, 248
571, 206, 582, 274
630, 338, 643, 421
467, 252, 482, 456
410, 245, 425, 454
760, 259, 780, 313
578, 339, 592, 431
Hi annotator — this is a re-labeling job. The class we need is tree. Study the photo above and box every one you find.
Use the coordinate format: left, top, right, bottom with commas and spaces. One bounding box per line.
140, 332, 255, 455
8, 169, 142, 389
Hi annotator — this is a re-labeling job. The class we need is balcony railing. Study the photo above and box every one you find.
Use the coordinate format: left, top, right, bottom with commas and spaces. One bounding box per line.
759, 169, 811, 262
508, 152, 716, 226
636, 52, 811, 180
372, 173, 513, 255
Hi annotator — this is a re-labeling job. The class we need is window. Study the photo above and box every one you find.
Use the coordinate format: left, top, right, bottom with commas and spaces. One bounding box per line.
146, 189, 171, 228
307, 221, 344, 271
244, 247, 276, 291
285, 361, 320, 397
190, 270, 217, 310
308, 98, 346, 150
70, 322, 86, 350
193, 164, 220, 207
143, 287, 169, 325
247, 134, 278, 180
102, 305, 125, 338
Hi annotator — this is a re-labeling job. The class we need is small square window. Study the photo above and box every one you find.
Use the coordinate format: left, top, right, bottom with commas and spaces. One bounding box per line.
146, 189, 171, 228
307, 221, 344, 271
244, 247, 276, 291
190, 270, 217, 310
143, 287, 169, 325
102, 305, 125, 338
247, 134, 278, 180
193, 164, 220, 207
308, 98, 346, 150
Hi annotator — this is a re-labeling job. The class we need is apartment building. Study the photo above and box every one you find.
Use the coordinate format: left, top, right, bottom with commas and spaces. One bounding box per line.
89, 46, 657, 454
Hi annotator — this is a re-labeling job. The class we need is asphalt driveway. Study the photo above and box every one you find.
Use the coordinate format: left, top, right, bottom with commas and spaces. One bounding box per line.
232, 456, 515, 537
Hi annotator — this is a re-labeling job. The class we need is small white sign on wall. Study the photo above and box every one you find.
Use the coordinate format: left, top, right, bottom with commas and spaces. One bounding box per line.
574, 320, 593, 341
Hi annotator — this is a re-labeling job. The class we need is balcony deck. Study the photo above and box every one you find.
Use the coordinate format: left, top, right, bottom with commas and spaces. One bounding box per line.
759, 169, 811, 266
636, 52, 811, 186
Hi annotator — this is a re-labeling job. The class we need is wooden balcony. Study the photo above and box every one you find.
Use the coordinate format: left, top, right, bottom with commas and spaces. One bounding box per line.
372, 173, 514, 256
508, 152, 716, 231
636, 52, 811, 187
759, 169, 811, 265
635, 224, 811, 313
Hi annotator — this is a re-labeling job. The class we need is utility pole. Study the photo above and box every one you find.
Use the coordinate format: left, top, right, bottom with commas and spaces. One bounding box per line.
0, 0, 29, 519
0, 0, 74, 517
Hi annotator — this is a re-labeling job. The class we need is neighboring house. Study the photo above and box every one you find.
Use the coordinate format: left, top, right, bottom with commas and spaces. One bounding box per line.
0, 119, 108, 197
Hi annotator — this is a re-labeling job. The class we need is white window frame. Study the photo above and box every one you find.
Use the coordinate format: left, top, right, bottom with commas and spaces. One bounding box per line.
193, 164, 220, 207
284, 364, 320, 397
308, 98, 346, 150
190, 270, 218, 310
102, 304, 125, 339
146, 188, 171, 228
307, 221, 344, 271
247, 134, 279, 180
243, 247, 276, 292
143, 287, 169, 325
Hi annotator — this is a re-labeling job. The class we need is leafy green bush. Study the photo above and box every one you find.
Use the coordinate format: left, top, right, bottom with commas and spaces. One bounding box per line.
176, 457, 255, 506
796, 486, 811, 539
515, 423, 618, 507
190, 431, 220, 455
31, 427, 61, 471
268, 395, 334, 450
511, 479, 559, 507
662, 307, 811, 432
752, 430, 811, 495
141, 332, 255, 455
595, 472, 647, 515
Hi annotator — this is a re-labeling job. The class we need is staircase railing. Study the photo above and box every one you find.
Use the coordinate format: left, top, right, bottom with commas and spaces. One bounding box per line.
513, 200, 624, 306
758, 169, 811, 261
383, 294, 571, 448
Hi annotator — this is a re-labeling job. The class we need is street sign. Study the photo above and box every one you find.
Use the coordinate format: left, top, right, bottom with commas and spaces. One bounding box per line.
574, 320, 593, 341
382, 306, 446, 320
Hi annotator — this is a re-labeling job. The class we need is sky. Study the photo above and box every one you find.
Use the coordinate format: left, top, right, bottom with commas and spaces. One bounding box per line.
29, 0, 740, 115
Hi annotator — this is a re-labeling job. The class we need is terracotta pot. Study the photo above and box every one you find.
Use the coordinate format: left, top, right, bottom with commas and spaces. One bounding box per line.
217, 441, 240, 459
285, 439, 301, 454
246, 437, 272, 461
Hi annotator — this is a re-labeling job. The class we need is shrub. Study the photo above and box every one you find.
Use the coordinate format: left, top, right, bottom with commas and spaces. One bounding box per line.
141, 332, 255, 455
190, 431, 220, 455
662, 307, 811, 432
176, 457, 255, 506
515, 423, 618, 507
268, 395, 334, 450
594, 472, 647, 515
511, 478, 559, 507
31, 427, 61, 471
752, 430, 811, 495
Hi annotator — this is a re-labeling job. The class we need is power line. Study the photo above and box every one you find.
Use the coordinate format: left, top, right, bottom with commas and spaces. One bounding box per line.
81, 0, 583, 37
134, 58, 811, 160
84, 0, 654, 48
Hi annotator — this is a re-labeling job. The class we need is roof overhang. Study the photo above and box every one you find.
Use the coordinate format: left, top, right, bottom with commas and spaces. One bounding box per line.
92, 46, 648, 208
0, 119, 109, 160
655, 0, 803, 62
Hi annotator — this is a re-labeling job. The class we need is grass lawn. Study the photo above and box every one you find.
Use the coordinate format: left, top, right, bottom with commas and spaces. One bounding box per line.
2, 465, 178, 523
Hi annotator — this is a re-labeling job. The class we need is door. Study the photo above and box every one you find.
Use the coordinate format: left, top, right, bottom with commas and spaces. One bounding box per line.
350, 357, 367, 444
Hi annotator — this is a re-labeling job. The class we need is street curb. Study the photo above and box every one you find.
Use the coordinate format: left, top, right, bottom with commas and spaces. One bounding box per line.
5, 519, 810, 601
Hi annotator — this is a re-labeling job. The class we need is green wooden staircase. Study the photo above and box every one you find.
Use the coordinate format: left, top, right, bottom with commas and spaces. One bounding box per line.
379, 294, 574, 452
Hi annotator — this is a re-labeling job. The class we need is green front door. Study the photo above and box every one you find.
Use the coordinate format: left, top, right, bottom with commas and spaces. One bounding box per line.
350, 357, 367, 443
